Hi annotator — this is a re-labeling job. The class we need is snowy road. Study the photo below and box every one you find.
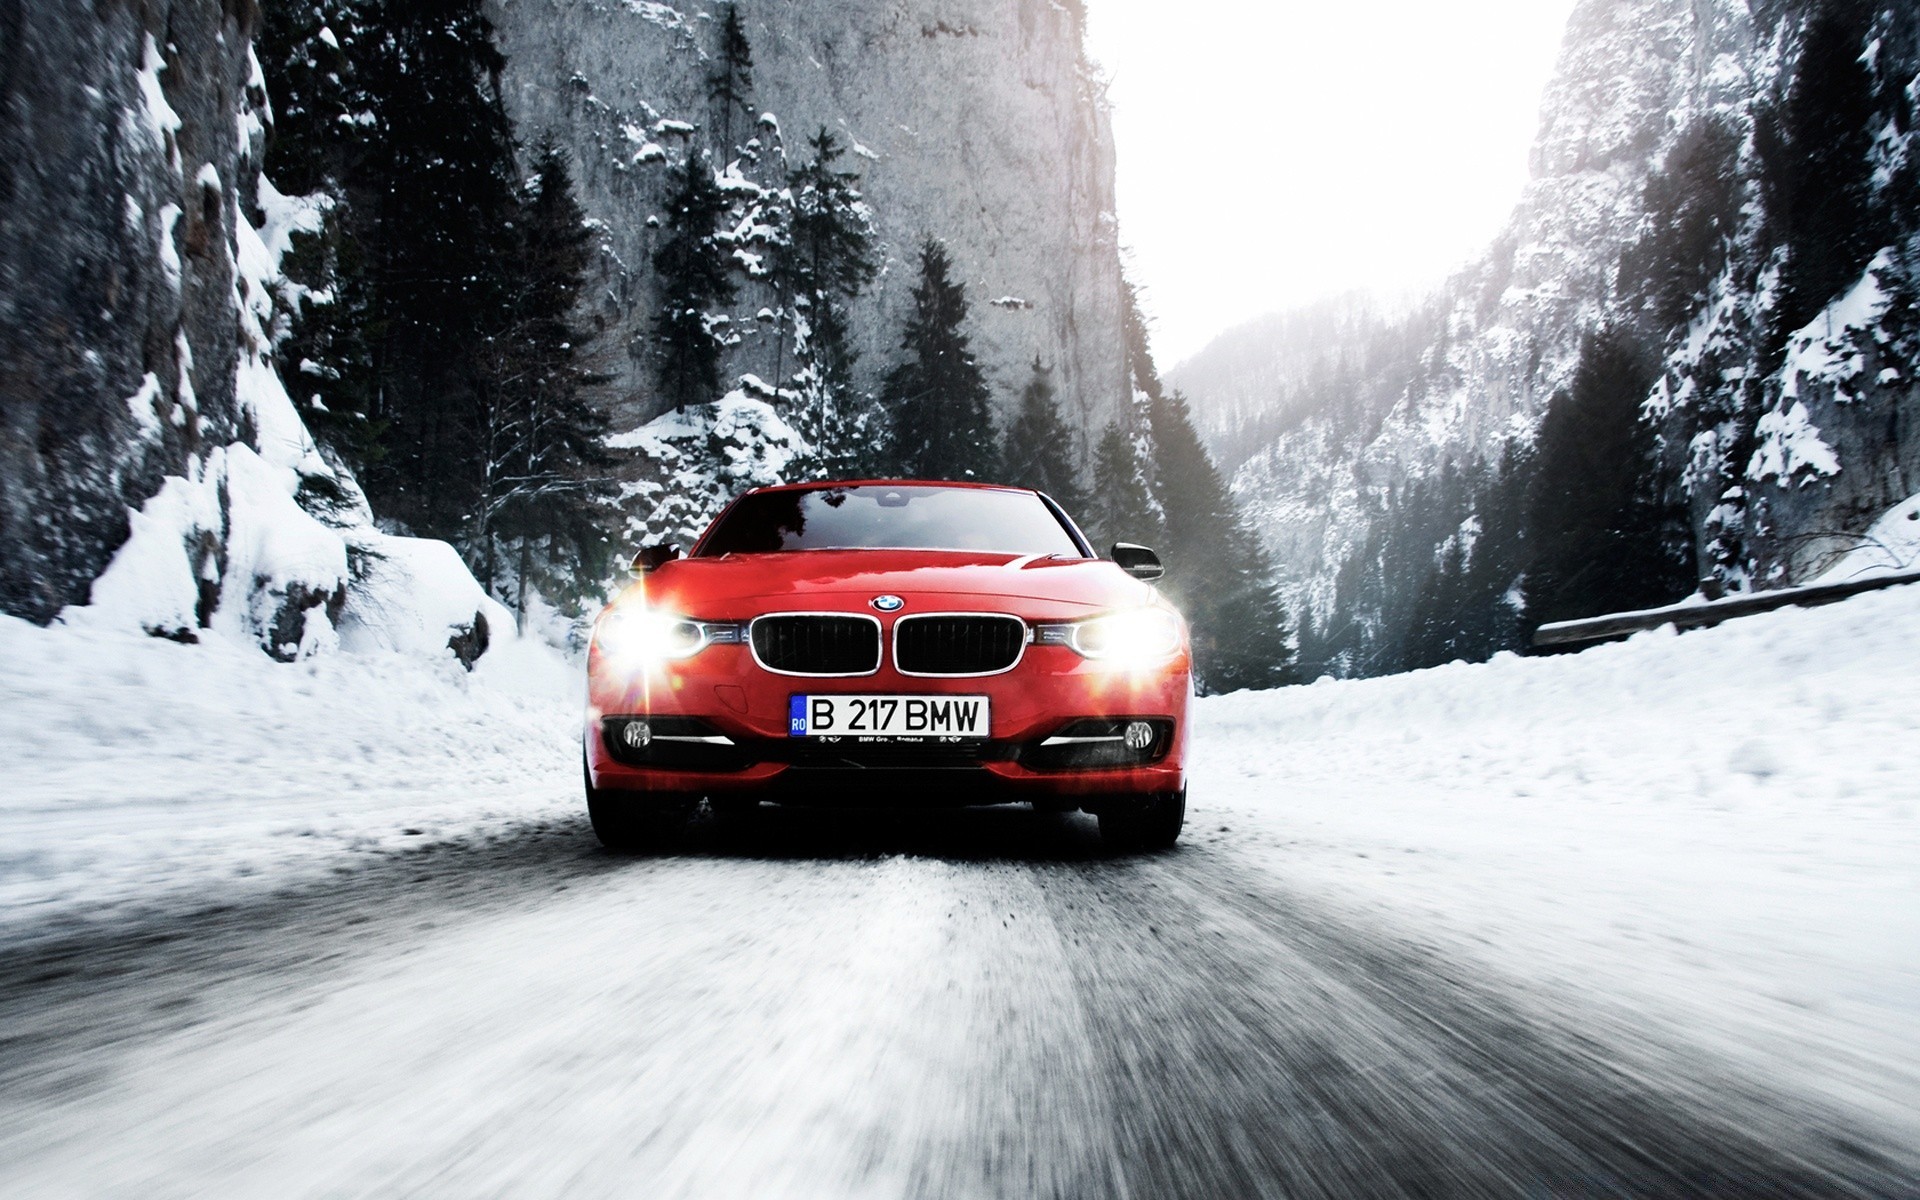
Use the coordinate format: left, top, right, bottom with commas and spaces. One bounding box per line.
2, 804, 1912, 1199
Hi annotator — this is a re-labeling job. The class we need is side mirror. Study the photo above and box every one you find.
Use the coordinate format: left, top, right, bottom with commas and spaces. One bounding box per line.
629, 544, 682, 575
1110, 542, 1164, 581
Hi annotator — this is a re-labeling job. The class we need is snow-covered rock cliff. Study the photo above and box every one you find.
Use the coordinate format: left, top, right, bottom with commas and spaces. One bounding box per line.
486, 0, 1129, 460
1187, 0, 1918, 675
0, 4, 502, 662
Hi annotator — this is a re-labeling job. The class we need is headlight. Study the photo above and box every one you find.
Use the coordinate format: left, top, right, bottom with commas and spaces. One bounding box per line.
1035, 609, 1182, 663
595, 610, 740, 668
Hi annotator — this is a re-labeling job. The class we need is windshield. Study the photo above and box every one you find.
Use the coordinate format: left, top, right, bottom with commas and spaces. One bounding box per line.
697, 485, 1086, 558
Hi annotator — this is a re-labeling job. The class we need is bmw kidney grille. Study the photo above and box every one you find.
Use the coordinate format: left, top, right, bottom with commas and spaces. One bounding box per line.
750, 615, 882, 675
893, 614, 1025, 676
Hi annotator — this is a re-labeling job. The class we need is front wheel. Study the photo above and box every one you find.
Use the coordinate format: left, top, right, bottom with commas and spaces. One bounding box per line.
1098, 788, 1186, 852
584, 758, 696, 852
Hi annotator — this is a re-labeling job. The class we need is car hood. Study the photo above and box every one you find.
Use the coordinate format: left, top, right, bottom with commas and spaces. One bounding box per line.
615, 550, 1161, 619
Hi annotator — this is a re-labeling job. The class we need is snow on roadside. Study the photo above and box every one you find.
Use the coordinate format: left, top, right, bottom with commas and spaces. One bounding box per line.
1816, 490, 1920, 581
0, 617, 580, 945
1195, 581, 1920, 1137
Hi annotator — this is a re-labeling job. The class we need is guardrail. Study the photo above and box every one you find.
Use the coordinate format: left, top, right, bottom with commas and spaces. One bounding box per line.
1531, 567, 1920, 650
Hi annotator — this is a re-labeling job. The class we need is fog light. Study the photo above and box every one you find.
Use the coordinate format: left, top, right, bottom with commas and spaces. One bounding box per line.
622, 720, 652, 749
1124, 721, 1155, 752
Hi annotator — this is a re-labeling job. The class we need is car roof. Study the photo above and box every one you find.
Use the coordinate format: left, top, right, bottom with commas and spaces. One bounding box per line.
739, 479, 1037, 497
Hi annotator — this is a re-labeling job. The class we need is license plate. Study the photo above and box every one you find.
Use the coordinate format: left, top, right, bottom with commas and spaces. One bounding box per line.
788, 694, 990, 738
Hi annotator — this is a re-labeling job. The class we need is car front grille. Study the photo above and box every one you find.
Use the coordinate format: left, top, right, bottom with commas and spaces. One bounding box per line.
894, 614, 1026, 675
751, 614, 882, 675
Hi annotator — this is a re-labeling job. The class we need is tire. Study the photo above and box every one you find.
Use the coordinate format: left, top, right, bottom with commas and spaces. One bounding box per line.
1098, 788, 1186, 852
584, 758, 696, 852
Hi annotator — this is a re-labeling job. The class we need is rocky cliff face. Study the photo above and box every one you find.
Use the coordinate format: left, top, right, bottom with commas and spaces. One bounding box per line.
485, 0, 1129, 460
0, 3, 499, 662
0, 0, 261, 622
1196, 0, 1918, 673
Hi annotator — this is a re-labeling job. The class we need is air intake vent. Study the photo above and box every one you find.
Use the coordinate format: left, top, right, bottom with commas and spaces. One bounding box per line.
894, 614, 1026, 676
751, 614, 881, 676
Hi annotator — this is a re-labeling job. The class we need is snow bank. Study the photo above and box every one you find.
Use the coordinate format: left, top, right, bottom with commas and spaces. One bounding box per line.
1815, 491, 1920, 581
67, 148, 500, 667
1196, 581, 1920, 1135
338, 532, 514, 664
0, 613, 578, 944
71, 472, 224, 640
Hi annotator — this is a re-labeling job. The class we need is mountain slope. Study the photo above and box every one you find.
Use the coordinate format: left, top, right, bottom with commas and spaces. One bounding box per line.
1188, 0, 1919, 676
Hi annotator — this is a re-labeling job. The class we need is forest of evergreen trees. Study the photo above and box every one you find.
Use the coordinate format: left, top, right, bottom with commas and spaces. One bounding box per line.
258, 0, 1300, 691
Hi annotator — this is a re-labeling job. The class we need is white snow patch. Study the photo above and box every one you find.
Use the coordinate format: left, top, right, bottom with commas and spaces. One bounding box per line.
253, 176, 329, 275
0, 613, 577, 941
215, 447, 350, 660
172, 330, 197, 427
338, 534, 513, 661
1748, 400, 1842, 486
124, 372, 164, 439
156, 203, 183, 293
1780, 252, 1891, 403
134, 34, 181, 167
69, 471, 223, 640
623, 1, 691, 32
1814, 492, 1920, 581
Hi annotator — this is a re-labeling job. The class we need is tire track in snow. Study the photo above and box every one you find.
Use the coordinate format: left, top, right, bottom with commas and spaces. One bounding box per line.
0, 806, 1912, 1197
1036, 842, 1916, 1197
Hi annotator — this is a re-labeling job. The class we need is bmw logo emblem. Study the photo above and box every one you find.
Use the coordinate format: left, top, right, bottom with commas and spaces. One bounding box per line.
870, 594, 905, 613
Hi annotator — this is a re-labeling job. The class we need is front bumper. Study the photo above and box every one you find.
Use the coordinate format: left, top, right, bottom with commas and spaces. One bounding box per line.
585, 640, 1189, 806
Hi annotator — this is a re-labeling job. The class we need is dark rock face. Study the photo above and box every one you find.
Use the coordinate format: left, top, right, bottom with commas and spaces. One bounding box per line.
0, 0, 259, 623
446, 609, 491, 671
261, 578, 347, 663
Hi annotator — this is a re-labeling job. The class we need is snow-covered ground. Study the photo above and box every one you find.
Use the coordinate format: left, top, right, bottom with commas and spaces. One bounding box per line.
0, 616, 580, 942
2, 575, 1916, 1141
1197, 581, 1920, 1138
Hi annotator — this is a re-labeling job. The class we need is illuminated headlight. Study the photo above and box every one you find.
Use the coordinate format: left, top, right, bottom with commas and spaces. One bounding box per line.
1035, 609, 1182, 663
595, 610, 739, 668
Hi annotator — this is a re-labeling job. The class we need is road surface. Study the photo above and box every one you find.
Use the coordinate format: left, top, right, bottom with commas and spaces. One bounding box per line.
1, 805, 1912, 1198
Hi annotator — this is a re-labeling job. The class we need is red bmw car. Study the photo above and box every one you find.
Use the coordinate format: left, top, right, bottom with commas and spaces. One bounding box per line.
583, 480, 1190, 851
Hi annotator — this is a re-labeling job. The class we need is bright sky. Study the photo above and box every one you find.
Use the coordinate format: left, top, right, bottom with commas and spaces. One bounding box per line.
1084, 0, 1579, 367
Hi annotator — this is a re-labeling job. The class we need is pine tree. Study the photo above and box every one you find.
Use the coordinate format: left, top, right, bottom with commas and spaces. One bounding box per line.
481, 141, 629, 626
775, 129, 879, 474
276, 221, 383, 465
1618, 119, 1742, 337
1002, 357, 1090, 513
258, 0, 366, 199
1522, 327, 1695, 626
652, 150, 737, 412
354, 0, 525, 541
1204, 526, 1300, 693
1759, 0, 1885, 346
707, 4, 755, 160
259, 0, 382, 465
1090, 419, 1159, 549
1148, 389, 1297, 692
880, 239, 997, 479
